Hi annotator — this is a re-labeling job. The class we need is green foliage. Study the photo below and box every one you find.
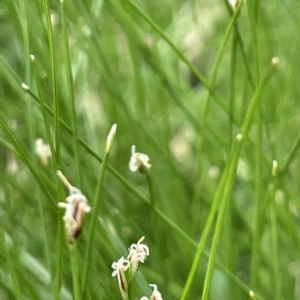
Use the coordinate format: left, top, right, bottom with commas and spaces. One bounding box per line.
0, 0, 299, 299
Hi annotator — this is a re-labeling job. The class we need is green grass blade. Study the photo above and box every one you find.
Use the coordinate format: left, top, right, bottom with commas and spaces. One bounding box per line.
0, 229, 22, 300
81, 124, 117, 297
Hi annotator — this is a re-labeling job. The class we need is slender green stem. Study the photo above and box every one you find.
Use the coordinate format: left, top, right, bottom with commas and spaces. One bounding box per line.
81, 126, 116, 298
37, 188, 52, 281
228, 33, 238, 150
18, 0, 32, 149
42, 0, 60, 167
30, 57, 56, 166
70, 245, 81, 300
247, 0, 262, 293
0, 227, 22, 300
0, 117, 56, 207
0, 113, 55, 296
279, 133, 300, 175
54, 211, 63, 300
42, 1, 62, 298
223, 0, 255, 90
60, 0, 82, 186
180, 158, 230, 300
270, 165, 281, 300
202, 0, 243, 126
180, 60, 278, 300
81, 151, 110, 297
146, 174, 155, 206
20, 0, 53, 290
201, 137, 244, 300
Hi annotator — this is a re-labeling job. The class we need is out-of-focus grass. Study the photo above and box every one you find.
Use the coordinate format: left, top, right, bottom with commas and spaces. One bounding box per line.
0, 0, 300, 299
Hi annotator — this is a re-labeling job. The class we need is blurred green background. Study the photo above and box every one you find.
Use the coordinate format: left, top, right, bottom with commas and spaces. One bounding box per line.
1, 0, 300, 299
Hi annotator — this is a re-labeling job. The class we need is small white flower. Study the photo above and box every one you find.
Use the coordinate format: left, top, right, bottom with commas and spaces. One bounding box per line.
35, 138, 52, 166
57, 171, 91, 244
127, 236, 149, 280
111, 256, 130, 299
129, 145, 151, 174
111, 256, 130, 277
140, 284, 163, 300
128, 236, 149, 263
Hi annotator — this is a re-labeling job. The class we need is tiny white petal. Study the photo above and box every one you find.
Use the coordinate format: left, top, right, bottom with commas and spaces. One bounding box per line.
129, 157, 139, 172
129, 146, 151, 174
131, 145, 136, 155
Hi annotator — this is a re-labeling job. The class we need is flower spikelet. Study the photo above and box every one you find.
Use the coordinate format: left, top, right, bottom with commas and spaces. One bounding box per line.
111, 256, 130, 299
129, 145, 151, 174
57, 171, 91, 244
127, 236, 149, 280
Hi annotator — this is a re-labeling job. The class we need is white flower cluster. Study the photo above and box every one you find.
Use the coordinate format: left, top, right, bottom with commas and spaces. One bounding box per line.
57, 171, 91, 244
112, 237, 157, 300
127, 236, 150, 279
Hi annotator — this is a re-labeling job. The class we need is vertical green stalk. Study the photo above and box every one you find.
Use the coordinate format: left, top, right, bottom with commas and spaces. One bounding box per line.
37, 188, 52, 280
29, 57, 56, 164
223, 0, 255, 90
201, 140, 242, 300
146, 175, 155, 207
0, 228, 22, 300
180, 60, 278, 300
18, 0, 33, 147
247, 0, 262, 293
279, 133, 300, 175
180, 157, 231, 300
270, 161, 281, 299
202, 0, 243, 126
201, 62, 278, 299
228, 33, 238, 150
60, 0, 82, 185
29, 60, 59, 294
19, 0, 54, 292
194, 1, 243, 213
81, 124, 117, 298
70, 245, 81, 300
192, 2, 242, 232
54, 211, 63, 300
42, 0, 62, 298
42, 0, 60, 165
225, 32, 237, 296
